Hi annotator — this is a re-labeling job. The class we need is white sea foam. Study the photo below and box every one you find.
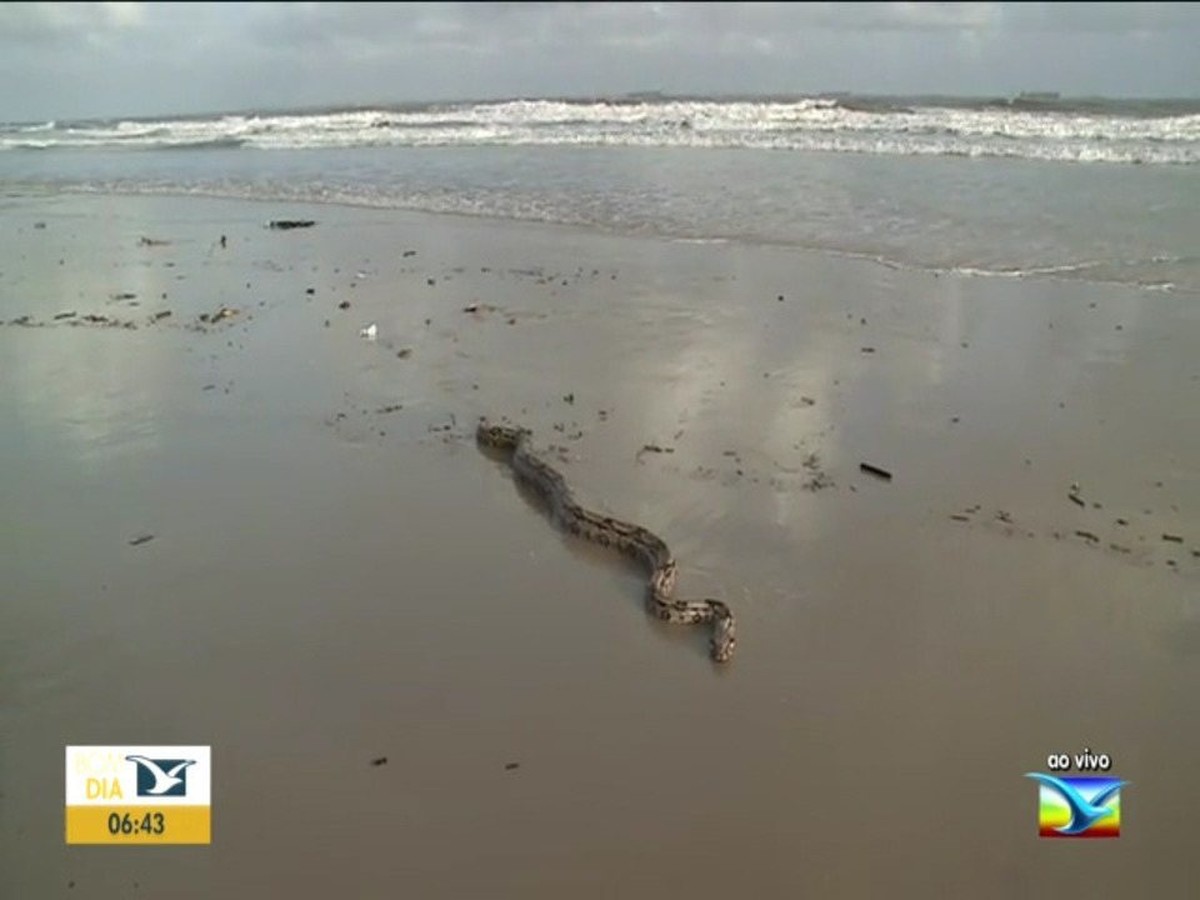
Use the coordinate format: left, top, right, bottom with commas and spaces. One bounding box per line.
3, 98, 1197, 164
8, 96, 1197, 295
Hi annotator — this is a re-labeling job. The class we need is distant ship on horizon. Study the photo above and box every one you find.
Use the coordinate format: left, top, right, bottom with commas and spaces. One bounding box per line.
621, 90, 668, 101
1013, 91, 1061, 102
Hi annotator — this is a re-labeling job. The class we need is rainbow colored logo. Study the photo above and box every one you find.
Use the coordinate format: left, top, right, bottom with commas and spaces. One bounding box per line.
1026, 773, 1126, 838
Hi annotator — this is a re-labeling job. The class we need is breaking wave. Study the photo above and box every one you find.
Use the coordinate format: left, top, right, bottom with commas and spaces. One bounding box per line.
2, 95, 1198, 164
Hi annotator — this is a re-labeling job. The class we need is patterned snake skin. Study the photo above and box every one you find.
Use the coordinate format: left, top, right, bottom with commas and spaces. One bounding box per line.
477, 419, 736, 663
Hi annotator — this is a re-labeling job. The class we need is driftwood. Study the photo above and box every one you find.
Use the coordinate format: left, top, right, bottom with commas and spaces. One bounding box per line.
859, 462, 892, 481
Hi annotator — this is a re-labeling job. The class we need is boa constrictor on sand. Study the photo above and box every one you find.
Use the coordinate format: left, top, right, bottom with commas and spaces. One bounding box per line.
477, 419, 736, 663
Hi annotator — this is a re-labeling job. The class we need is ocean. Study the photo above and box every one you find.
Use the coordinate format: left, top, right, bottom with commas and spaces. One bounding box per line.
3, 94, 1198, 292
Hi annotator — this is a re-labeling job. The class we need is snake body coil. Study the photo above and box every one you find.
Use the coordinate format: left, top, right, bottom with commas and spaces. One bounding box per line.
477, 419, 736, 663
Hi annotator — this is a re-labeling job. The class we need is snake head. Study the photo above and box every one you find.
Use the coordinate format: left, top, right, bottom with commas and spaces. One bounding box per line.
708, 601, 736, 663
710, 635, 736, 663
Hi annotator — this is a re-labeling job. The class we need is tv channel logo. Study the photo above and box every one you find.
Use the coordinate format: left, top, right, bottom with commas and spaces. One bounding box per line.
1027, 748, 1126, 838
127, 755, 197, 797
65, 745, 211, 845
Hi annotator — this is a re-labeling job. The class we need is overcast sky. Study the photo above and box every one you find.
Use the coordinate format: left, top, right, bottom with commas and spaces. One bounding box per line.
1, 2, 1198, 121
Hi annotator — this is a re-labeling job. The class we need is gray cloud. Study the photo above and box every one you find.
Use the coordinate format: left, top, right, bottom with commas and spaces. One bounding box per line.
0, 2, 1197, 121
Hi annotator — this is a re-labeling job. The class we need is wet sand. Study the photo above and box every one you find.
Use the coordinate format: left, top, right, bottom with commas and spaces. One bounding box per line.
2, 194, 1198, 897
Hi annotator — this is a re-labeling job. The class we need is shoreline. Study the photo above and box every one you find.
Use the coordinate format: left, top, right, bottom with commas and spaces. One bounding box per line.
4, 179, 1191, 296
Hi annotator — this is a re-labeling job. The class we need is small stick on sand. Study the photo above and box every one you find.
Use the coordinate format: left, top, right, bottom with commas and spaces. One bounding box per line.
859, 462, 892, 481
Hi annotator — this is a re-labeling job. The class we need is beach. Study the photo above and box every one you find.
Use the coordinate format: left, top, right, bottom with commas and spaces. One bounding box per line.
2, 192, 1198, 896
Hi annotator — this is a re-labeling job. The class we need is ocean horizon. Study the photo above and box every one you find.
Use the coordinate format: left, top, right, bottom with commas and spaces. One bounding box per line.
6, 90, 1200, 128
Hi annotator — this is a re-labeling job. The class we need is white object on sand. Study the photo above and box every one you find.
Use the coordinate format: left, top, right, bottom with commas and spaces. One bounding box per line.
359, 323, 377, 340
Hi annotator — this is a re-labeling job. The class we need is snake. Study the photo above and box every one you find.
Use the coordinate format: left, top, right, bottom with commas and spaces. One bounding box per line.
477, 419, 736, 663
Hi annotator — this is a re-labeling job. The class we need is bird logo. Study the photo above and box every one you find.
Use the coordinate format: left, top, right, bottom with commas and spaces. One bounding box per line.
126, 755, 196, 797
1025, 773, 1127, 836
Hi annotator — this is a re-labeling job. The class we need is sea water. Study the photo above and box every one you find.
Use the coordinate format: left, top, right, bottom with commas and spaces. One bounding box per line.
2, 94, 1197, 292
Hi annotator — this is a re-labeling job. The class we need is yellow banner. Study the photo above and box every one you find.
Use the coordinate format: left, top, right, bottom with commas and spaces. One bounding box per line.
65, 806, 211, 845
